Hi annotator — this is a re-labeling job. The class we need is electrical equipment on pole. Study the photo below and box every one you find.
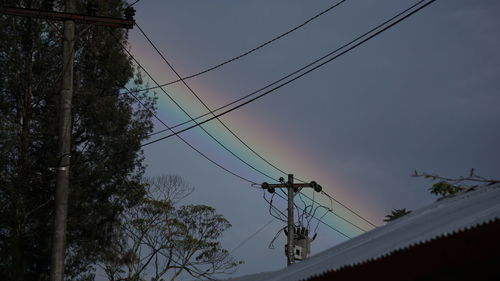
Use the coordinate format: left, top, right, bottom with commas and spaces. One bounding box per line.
262, 174, 322, 266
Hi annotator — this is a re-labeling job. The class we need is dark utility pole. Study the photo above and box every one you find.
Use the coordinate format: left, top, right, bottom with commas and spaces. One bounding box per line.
51, 1, 76, 280
286, 174, 294, 266
1, 3, 134, 281
262, 174, 322, 266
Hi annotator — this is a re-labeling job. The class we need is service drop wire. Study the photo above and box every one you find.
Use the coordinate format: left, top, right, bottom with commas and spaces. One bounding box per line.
131, 0, 349, 93
273, 190, 352, 239
135, 22, 297, 187
112, 31, 281, 184
263, 190, 288, 223
141, 0, 433, 231
142, 0, 434, 146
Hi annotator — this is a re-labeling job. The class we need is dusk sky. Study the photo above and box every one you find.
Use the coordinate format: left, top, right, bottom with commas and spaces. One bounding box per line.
118, 0, 499, 278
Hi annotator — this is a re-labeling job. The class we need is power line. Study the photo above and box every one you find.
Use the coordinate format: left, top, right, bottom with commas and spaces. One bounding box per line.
127, 0, 141, 8
138, 0, 434, 231
298, 190, 370, 232
135, 22, 297, 186
144, 0, 432, 139
273, 191, 352, 239
320, 190, 377, 227
112, 32, 281, 183
55, 37, 261, 193
229, 218, 276, 255
128, 80, 368, 238
123, 85, 258, 185
132, 0, 348, 92
126, 0, 432, 238
141, 0, 435, 146
37, 9, 374, 241
118, 28, 375, 235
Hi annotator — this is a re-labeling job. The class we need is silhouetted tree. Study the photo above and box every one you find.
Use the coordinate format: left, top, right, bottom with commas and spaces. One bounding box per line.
384, 208, 412, 222
0, 1, 155, 279
102, 175, 241, 281
413, 169, 499, 198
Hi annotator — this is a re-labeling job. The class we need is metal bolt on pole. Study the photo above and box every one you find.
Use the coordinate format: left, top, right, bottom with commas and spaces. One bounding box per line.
261, 175, 323, 266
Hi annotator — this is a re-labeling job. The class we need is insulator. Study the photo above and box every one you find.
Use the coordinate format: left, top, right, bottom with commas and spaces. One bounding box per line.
268, 187, 275, 194
279, 177, 285, 183
314, 184, 322, 192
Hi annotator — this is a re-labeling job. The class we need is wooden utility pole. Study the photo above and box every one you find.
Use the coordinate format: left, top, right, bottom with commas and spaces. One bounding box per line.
51, 1, 76, 280
286, 174, 295, 266
1, 3, 134, 281
261, 175, 322, 266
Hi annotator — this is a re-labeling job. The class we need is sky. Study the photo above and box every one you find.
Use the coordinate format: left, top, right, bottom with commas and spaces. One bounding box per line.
121, 0, 499, 278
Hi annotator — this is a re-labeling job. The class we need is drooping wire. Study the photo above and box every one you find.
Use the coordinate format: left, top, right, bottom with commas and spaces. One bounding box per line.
131, 0, 349, 93
268, 226, 287, 249
127, 0, 431, 236
139, 0, 434, 230
110, 30, 281, 183
135, 22, 295, 185
272, 191, 352, 239
320, 190, 377, 228
298, 191, 316, 232
300, 190, 369, 232
313, 206, 332, 234
126, 0, 141, 8
50, 26, 257, 186
278, 188, 303, 228
229, 217, 276, 255
262, 190, 287, 223
123, 85, 258, 185
140, 0, 436, 148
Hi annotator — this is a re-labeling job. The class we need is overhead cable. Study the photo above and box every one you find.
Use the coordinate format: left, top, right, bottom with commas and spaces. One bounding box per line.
112, 33, 281, 183
119, 30, 376, 234
273, 191, 352, 239
135, 22, 295, 183
229, 218, 276, 255
132, 0, 348, 92
141, 0, 435, 146
123, 85, 258, 185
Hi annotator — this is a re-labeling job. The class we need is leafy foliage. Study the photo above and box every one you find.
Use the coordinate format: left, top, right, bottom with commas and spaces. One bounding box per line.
103, 175, 241, 281
0, 0, 155, 279
383, 208, 412, 222
428, 181, 464, 197
413, 169, 498, 199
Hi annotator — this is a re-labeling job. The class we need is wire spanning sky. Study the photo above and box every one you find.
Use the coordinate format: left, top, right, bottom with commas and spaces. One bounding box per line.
125, 0, 500, 278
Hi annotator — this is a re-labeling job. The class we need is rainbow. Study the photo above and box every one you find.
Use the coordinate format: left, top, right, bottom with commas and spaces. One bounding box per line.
129, 39, 378, 241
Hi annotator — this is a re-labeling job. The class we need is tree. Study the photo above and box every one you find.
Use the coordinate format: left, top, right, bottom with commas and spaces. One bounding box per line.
384, 208, 412, 222
0, 1, 155, 279
412, 169, 499, 198
102, 175, 241, 281
428, 181, 464, 197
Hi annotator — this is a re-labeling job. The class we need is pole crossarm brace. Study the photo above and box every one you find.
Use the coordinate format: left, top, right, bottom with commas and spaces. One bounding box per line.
261, 179, 322, 193
261, 174, 322, 266
1, 6, 135, 28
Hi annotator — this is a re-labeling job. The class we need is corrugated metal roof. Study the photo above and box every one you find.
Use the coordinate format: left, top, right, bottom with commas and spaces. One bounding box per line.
229, 183, 500, 281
